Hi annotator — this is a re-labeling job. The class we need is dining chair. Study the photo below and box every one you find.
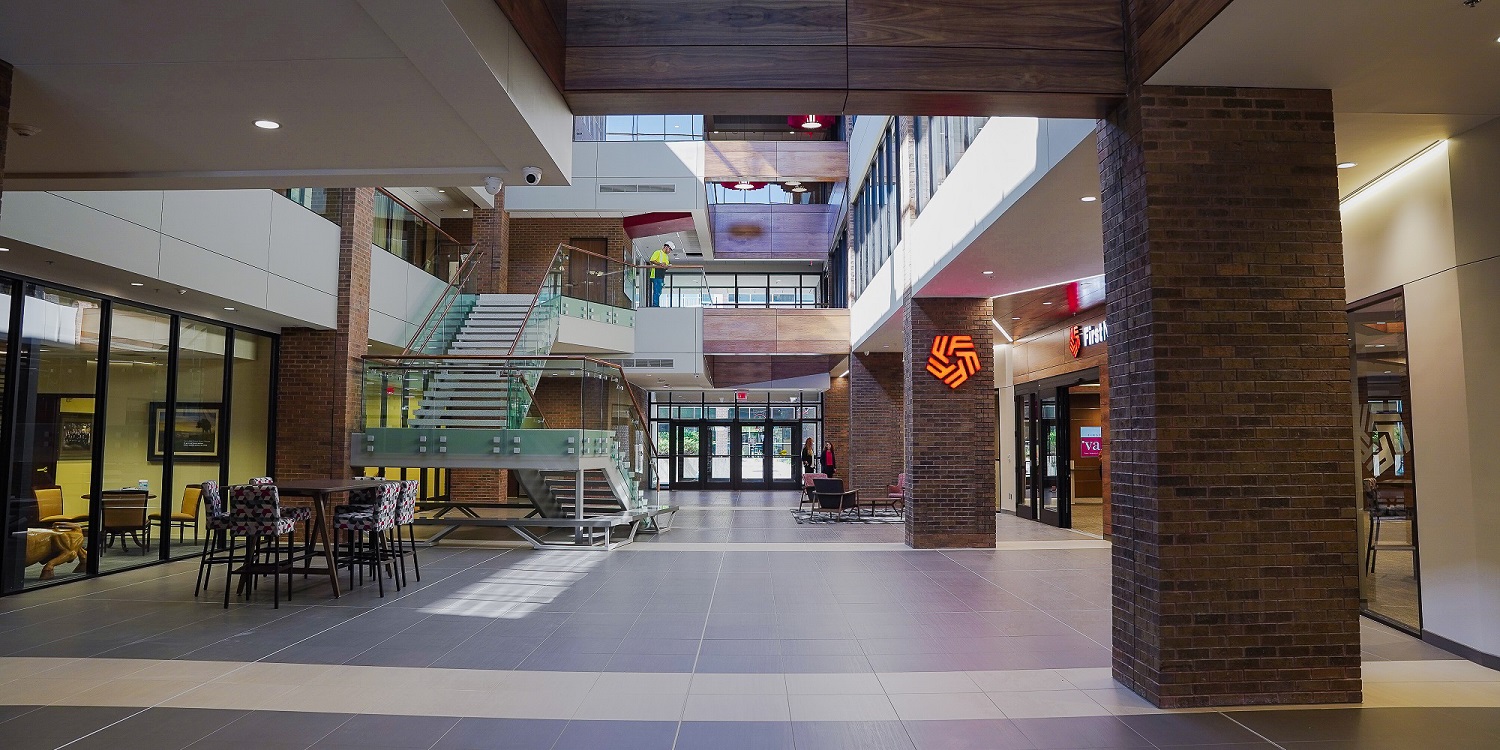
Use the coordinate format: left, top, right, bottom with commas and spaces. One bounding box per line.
333, 482, 400, 597
224, 483, 311, 609
100, 491, 150, 553
149, 485, 203, 544
799, 473, 827, 518
193, 480, 236, 596
36, 486, 88, 526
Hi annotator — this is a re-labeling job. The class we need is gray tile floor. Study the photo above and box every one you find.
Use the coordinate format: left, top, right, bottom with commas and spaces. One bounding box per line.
0, 490, 1494, 749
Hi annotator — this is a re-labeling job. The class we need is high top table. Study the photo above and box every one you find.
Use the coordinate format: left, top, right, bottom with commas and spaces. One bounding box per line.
274, 479, 393, 598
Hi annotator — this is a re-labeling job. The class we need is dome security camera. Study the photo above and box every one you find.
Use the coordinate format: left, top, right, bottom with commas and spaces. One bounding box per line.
483, 176, 503, 195
521, 166, 543, 185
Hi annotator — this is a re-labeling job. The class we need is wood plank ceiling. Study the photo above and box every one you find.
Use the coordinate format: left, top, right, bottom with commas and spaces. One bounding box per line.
496, 0, 1128, 117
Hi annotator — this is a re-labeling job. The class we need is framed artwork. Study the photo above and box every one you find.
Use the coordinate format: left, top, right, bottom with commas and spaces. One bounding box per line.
148, 402, 221, 463
59, 412, 95, 459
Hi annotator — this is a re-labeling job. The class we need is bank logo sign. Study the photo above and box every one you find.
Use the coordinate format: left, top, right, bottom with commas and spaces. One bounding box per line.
926, 335, 982, 389
1068, 322, 1107, 358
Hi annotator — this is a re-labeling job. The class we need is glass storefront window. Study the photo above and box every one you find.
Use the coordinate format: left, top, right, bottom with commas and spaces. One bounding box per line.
97, 305, 170, 573
1350, 292, 1420, 631
230, 333, 274, 484
5, 287, 103, 591
168, 320, 227, 556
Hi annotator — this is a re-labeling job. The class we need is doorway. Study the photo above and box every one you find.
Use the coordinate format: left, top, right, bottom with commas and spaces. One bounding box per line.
1015, 369, 1103, 534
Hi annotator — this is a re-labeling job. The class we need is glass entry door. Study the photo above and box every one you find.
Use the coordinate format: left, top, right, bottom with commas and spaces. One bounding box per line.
1016, 394, 1038, 520
672, 424, 701, 489
705, 425, 733, 487
738, 425, 766, 485
1038, 394, 1068, 527
729, 423, 801, 489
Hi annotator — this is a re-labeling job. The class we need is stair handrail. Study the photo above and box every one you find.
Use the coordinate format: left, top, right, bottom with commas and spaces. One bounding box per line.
363, 353, 661, 472
402, 240, 485, 356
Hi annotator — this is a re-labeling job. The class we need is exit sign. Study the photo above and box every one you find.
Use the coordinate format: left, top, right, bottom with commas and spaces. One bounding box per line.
735, 391, 748, 401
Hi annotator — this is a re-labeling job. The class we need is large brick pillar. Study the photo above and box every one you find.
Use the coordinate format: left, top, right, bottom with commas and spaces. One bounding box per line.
848, 352, 902, 495
474, 190, 509, 294
276, 188, 375, 479
1099, 85, 1360, 707
903, 298, 996, 549
822, 371, 850, 487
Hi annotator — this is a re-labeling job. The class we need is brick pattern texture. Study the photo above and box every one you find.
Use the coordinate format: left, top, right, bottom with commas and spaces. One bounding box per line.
1099, 85, 1360, 707
823, 372, 850, 492
849, 353, 902, 496
0, 60, 10, 217
508, 218, 630, 294
276, 188, 375, 480
902, 298, 996, 549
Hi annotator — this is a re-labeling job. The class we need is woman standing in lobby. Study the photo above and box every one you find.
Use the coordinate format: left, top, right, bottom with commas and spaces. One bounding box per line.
820, 442, 837, 476
801, 438, 816, 474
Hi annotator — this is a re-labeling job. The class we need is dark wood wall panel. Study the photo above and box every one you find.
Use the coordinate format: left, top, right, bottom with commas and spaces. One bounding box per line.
849, 48, 1125, 94
493, 0, 567, 89
705, 141, 848, 182
847, 0, 1122, 51
1129, 0, 1234, 81
845, 91, 1115, 118
567, 90, 849, 116
568, 0, 847, 46
567, 46, 847, 90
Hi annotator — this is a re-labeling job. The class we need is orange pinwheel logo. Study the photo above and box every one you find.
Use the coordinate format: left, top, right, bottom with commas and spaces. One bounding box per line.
926, 335, 982, 389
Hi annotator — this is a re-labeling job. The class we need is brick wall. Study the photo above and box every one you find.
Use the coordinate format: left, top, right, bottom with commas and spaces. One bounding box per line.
450, 469, 506, 503
507, 218, 630, 294
903, 298, 996, 548
474, 194, 509, 294
823, 372, 850, 491
849, 353, 902, 495
275, 187, 374, 479
1099, 85, 1360, 707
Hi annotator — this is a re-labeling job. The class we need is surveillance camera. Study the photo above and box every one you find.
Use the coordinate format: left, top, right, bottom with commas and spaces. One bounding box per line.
483, 176, 503, 195
521, 167, 543, 185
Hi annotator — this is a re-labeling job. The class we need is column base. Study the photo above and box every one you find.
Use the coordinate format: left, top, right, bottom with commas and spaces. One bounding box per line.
908, 533, 994, 550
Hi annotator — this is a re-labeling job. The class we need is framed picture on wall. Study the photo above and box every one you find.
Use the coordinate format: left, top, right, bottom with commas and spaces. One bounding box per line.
148, 402, 222, 463
59, 412, 95, 459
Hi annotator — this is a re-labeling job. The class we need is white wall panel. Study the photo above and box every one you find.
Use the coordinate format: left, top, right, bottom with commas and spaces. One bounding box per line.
161, 190, 274, 269
269, 197, 340, 292
0, 191, 162, 276
158, 235, 268, 309
368, 308, 409, 348
54, 191, 165, 230
1342, 144, 1457, 303
267, 274, 337, 328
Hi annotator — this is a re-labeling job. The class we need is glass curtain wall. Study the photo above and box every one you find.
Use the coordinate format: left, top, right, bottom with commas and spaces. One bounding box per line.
1350, 292, 1420, 631
650, 391, 823, 489
913, 116, 988, 213
661, 272, 822, 309
0, 275, 277, 594
851, 120, 901, 297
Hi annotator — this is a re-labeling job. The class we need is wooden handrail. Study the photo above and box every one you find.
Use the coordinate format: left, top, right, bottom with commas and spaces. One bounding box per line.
401, 241, 484, 356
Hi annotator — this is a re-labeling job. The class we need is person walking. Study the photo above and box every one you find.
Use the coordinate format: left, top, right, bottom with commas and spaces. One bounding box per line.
801, 437, 816, 474
648, 241, 674, 306
820, 441, 837, 476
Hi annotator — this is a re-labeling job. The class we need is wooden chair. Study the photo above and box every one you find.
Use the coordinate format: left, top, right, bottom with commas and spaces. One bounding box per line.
811, 477, 860, 521
100, 491, 150, 553
1364, 478, 1413, 573
149, 485, 203, 544
36, 486, 88, 526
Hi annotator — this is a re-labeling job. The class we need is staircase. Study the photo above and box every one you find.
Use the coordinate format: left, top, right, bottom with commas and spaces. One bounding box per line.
356, 244, 674, 550
408, 294, 533, 429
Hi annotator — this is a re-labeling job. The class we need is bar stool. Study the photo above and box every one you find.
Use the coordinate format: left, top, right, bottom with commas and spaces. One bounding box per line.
334, 482, 399, 597
391, 479, 421, 585
223, 483, 311, 609
193, 480, 234, 596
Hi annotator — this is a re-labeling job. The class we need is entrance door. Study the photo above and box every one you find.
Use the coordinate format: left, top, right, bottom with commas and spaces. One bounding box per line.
768, 424, 798, 488
705, 424, 733, 487
673, 424, 702, 489
737, 424, 767, 487
1016, 394, 1038, 520
1037, 393, 1070, 527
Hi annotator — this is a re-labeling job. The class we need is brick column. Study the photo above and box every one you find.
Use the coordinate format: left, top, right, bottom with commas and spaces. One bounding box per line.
1099, 86, 1360, 707
822, 371, 850, 487
474, 189, 509, 294
276, 188, 375, 479
903, 298, 996, 549
1, 60, 11, 217
848, 353, 902, 495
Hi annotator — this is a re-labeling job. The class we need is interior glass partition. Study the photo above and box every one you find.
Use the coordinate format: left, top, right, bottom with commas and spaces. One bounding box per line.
0, 274, 277, 595
1350, 292, 1420, 632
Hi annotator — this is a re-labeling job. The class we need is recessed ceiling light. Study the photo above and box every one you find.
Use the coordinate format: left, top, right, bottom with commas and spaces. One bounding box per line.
437, 189, 446, 193
983, 271, 994, 275
1338, 162, 1357, 169
1042, 301, 1053, 305
1080, 196, 1097, 202
224, 307, 236, 311
0, 247, 9, 252
462, 209, 469, 212
1012, 316, 1021, 320
130, 282, 144, 287
253, 119, 280, 130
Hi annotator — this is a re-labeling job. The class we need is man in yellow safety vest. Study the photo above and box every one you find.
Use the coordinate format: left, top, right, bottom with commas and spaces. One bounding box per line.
648, 241, 674, 306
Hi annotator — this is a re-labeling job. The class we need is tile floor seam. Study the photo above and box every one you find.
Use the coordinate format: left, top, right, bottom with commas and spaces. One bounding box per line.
1221, 711, 1291, 750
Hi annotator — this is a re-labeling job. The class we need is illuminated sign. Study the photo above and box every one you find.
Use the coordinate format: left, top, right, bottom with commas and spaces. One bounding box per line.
1079, 426, 1102, 458
926, 335, 982, 389
1068, 322, 1107, 358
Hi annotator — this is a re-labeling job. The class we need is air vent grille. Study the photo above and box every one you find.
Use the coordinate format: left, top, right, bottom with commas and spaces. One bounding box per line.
604, 358, 675, 369
599, 184, 676, 194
